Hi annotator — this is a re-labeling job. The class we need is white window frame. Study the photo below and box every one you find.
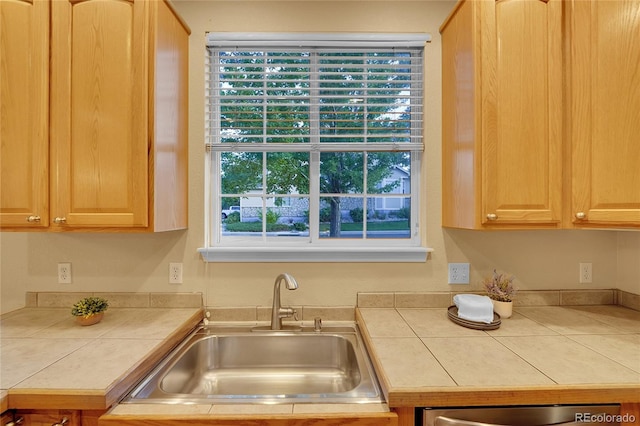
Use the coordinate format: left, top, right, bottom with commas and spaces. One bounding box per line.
199, 33, 433, 263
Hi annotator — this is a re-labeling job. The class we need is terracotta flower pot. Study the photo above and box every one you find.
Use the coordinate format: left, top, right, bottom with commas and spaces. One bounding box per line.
75, 312, 104, 326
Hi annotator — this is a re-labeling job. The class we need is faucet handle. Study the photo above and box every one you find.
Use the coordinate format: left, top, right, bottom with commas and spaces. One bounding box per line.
279, 307, 297, 320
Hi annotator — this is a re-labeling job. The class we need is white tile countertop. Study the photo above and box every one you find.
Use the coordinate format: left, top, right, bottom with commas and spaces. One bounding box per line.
95, 304, 640, 423
1, 306, 395, 422
2, 302, 639, 421
356, 305, 640, 407
0, 306, 203, 410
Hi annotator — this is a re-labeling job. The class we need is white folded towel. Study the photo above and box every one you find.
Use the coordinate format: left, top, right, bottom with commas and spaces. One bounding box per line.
453, 294, 494, 324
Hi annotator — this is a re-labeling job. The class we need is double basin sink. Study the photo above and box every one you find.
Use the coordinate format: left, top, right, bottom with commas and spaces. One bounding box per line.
124, 323, 383, 404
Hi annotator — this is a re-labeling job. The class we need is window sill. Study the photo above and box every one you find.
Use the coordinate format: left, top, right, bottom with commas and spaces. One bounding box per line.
198, 246, 432, 263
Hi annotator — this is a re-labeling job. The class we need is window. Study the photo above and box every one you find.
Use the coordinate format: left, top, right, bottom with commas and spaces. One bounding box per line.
200, 33, 431, 262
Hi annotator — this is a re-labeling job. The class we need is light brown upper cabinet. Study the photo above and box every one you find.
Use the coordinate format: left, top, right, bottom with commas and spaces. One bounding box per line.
569, 0, 640, 228
0, 0, 189, 232
441, 0, 563, 229
441, 0, 640, 230
0, 0, 50, 228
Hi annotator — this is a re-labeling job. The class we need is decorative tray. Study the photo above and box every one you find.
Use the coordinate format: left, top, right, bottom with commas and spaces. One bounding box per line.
447, 305, 501, 330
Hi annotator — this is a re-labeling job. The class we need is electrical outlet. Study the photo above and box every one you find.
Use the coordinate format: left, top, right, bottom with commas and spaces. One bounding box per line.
169, 263, 183, 284
579, 262, 592, 283
448, 263, 470, 284
58, 262, 72, 284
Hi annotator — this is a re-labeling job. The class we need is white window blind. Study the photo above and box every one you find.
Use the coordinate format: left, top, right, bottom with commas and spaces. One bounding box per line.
206, 45, 424, 153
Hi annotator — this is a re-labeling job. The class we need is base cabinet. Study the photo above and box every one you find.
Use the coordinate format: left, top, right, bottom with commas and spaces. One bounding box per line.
620, 403, 640, 425
1, 411, 14, 426
0, 409, 105, 426
1, 410, 80, 426
97, 413, 398, 426
3, 404, 636, 426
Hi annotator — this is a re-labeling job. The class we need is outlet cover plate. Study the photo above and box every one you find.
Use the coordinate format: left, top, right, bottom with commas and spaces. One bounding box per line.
579, 262, 592, 283
448, 263, 470, 284
169, 263, 183, 284
58, 262, 72, 284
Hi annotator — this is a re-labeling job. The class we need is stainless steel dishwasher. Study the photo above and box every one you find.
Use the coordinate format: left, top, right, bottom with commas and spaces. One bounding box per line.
423, 404, 623, 426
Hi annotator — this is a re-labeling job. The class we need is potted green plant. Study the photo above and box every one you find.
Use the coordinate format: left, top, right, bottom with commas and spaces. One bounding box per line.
482, 269, 517, 318
71, 297, 109, 326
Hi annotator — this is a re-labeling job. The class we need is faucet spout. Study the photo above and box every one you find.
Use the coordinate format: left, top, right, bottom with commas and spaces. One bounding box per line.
271, 273, 298, 330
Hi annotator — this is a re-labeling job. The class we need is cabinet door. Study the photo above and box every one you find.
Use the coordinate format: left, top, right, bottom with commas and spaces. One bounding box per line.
571, 0, 640, 227
481, 0, 562, 226
1, 411, 15, 425
16, 410, 80, 426
0, 0, 49, 228
50, 0, 149, 228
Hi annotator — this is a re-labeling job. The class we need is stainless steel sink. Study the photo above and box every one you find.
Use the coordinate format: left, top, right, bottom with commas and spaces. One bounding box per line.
124, 323, 383, 404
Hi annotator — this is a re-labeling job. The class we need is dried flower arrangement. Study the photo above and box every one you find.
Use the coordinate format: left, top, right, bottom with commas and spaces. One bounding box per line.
71, 297, 109, 318
482, 269, 517, 302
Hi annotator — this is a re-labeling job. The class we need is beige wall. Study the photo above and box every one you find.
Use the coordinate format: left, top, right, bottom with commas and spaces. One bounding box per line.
1, 0, 638, 314
617, 232, 640, 294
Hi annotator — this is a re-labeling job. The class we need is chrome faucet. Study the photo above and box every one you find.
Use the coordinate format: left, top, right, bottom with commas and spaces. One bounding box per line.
270, 273, 298, 330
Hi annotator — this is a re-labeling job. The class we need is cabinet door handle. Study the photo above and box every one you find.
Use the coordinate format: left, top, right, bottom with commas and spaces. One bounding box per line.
26, 215, 41, 223
575, 212, 586, 220
53, 217, 67, 224
486, 213, 498, 221
5, 416, 24, 426
52, 417, 69, 426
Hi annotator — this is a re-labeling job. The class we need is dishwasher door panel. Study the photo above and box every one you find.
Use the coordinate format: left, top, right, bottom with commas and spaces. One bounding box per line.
424, 404, 621, 426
